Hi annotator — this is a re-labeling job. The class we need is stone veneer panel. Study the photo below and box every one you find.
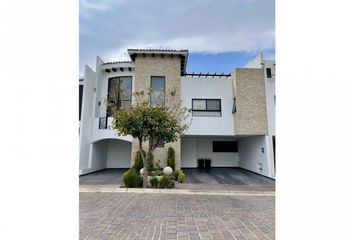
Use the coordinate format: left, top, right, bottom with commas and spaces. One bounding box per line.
232, 68, 268, 135
130, 55, 182, 170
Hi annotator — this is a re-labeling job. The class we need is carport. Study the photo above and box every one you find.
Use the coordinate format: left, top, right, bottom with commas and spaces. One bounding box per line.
182, 168, 274, 185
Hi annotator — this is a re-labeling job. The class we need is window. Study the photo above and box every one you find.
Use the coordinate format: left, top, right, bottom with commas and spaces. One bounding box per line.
79, 85, 83, 120
150, 76, 165, 106
266, 68, 272, 78
192, 99, 221, 117
107, 76, 132, 116
232, 98, 236, 113
149, 138, 164, 148
212, 141, 238, 152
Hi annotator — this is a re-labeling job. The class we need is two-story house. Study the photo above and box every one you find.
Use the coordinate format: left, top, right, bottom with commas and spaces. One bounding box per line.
79, 49, 275, 179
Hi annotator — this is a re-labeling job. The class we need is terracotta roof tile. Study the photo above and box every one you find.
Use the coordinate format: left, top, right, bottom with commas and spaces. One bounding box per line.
102, 61, 132, 65
127, 48, 188, 52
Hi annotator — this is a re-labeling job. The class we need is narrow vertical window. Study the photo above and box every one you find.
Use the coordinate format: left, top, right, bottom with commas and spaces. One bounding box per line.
266, 68, 272, 78
232, 98, 236, 113
150, 76, 165, 106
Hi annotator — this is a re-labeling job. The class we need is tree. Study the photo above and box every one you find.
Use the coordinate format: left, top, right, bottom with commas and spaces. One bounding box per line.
107, 89, 190, 188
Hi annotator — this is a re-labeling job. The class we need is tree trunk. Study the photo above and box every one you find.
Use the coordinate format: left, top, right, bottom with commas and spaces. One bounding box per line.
139, 140, 148, 188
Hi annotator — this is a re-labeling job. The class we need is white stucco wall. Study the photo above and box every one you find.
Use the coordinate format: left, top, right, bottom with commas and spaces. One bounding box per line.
238, 135, 274, 178
181, 138, 197, 168
90, 117, 133, 143
79, 65, 96, 174
90, 140, 108, 171
181, 76, 235, 135
244, 53, 263, 68
181, 137, 239, 168
106, 140, 132, 168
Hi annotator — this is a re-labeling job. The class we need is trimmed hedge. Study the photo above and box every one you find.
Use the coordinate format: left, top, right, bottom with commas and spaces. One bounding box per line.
149, 177, 159, 188
174, 169, 186, 183
177, 172, 185, 183
122, 169, 143, 188
147, 152, 154, 171
167, 147, 175, 171
132, 150, 145, 171
159, 176, 174, 188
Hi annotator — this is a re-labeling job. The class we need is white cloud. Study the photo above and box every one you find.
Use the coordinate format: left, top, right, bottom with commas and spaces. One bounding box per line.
80, 0, 275, 75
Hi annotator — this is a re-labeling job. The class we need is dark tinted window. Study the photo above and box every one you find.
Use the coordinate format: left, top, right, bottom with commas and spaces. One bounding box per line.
107, 76, 132, 116
266, 68, 272, 78
212, 141, 238, 152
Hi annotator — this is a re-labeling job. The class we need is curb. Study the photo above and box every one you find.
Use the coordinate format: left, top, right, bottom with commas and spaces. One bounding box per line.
79, 186, 275, 196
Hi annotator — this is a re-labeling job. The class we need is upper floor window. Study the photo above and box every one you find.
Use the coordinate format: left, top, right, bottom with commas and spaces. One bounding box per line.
107, 76, 132, 116
266, 68, 272, 78
192, 99, 221, 117
150, 76, 165, 106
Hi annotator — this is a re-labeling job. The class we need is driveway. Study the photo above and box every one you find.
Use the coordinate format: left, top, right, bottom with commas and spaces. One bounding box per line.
80, 192, 275, 240
79, 169, 127, 185
79, 168, 275, 187
183, 168, 274, 185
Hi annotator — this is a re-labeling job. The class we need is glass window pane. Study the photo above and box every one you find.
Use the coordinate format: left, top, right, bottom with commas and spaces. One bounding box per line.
120, 76, 132, 100
192, 99, 206, 110
151, 76, 165, 106
207, 99, 220, 111
108, 77, 120, 99
192, 111, 221, 117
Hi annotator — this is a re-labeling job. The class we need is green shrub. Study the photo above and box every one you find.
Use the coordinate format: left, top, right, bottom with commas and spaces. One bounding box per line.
177, 172, 185, 183
150, 169, 163, 176
159, 176, 174, 189
167, 147, 175, 171
147, 152, 154, 171
122, 169, 143, 188
174, 169, 183, 180
149, 177, 159, 188
132, 150, 145, 171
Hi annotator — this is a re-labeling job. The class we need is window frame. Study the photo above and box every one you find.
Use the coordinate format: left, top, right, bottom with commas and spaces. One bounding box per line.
150, 76, 166, 106
107, 76, 133, 117
191, 98, 222, 117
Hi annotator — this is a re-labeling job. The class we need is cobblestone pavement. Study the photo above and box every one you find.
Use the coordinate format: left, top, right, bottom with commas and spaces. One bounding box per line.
80, 192, 275, 240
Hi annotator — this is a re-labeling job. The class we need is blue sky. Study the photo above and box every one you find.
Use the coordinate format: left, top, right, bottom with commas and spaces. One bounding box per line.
80, 0, 275, 76
187, 49, 274, 73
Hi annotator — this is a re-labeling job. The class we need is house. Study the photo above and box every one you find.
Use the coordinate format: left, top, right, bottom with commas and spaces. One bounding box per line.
79, 49, 276, 179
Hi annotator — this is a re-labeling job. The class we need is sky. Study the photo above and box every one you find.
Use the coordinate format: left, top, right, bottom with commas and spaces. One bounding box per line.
80, 0, 275, 77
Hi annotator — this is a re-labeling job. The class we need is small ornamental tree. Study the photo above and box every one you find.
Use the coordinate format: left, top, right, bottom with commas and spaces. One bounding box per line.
167, 147, 176, 171
107, 89, 190, 188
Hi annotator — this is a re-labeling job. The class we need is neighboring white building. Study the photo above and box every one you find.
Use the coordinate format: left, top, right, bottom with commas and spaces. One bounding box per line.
79, 49, 276, 179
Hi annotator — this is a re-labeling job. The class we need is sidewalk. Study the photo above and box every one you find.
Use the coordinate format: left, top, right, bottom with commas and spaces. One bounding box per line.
79, 183, 275, 196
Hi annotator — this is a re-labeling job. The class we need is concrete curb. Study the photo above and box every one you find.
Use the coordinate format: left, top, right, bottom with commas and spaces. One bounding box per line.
79, 186, 275, 196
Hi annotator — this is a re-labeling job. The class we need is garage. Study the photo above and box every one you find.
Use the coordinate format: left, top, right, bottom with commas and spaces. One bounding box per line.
181, 137, 239, 168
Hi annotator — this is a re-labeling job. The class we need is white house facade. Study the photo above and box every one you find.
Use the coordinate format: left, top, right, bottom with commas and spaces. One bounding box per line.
79, 49, 276, 179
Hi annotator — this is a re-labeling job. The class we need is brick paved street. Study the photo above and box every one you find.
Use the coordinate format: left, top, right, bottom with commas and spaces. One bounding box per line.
80, 192, 275, 240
